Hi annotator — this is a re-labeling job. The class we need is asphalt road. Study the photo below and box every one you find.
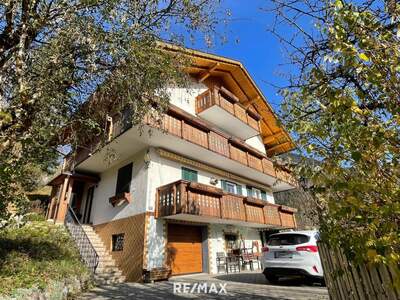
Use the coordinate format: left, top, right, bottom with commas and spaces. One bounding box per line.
80, 272, 329, 300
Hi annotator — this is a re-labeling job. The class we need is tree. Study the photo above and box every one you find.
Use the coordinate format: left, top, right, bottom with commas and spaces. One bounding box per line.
265, 0, 400, 266
0, 0, 223, 220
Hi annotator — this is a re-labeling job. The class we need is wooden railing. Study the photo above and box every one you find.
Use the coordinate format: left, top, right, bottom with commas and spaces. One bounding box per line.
196, 86, 261, 132
65, 103, 295, 187
147, 106, 295, 186
155, 180, 297, 228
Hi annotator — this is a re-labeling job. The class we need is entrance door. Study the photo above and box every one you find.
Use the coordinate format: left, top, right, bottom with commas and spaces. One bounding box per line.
82, 186, 94, 224
167, 224, 203, 275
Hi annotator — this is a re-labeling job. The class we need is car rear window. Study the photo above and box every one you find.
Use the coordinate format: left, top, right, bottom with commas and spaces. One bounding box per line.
267, 234, 310, 246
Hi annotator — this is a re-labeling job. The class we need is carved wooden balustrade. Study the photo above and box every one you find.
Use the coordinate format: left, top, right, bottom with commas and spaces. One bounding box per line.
195, 86, 261, 132
155, 180, 297, 228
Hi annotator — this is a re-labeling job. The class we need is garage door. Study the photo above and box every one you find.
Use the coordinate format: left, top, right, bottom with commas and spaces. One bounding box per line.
167, 224, 203, 275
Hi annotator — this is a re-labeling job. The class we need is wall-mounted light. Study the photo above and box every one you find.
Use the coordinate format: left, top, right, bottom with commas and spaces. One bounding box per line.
210, 177, 218, 185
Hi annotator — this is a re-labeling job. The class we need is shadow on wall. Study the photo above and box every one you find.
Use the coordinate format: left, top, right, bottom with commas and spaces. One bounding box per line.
147, 219, 166, 269
165, 245, 177, 274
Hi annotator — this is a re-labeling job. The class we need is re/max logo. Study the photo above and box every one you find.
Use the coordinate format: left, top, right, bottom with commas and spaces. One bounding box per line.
173, 282, 228, 294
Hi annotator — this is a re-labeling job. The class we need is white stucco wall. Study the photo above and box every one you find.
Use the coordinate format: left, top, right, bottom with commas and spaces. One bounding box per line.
208, 224, 263, 274
90, 149, 149, 225
245, 135, 266, 154
145, 148, 274, 269
167, 80, 208, 116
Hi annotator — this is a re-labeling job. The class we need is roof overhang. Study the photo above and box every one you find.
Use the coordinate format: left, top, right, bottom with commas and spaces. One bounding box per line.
160, 43, 295, 156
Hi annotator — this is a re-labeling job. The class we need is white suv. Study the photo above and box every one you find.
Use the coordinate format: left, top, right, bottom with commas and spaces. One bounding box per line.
261, 230, 324, 284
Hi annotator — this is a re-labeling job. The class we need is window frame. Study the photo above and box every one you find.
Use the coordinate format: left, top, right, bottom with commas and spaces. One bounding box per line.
181, 167, 198, 182
111, 233, 125, 251
252, 187, 262, 199
225, 181, 237, 194
115, 162, 133, 195
247, 185, 267, 200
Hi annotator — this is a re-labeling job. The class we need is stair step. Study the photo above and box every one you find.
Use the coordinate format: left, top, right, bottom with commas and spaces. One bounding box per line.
69, 224, 125, 283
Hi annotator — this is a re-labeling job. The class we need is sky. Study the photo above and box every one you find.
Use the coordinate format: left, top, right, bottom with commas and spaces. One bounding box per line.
190, 0, 293, 112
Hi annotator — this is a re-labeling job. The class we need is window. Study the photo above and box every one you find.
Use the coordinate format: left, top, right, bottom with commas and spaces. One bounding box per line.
267, 234, 310, 246
115, 163, 133, 195
112, 233, 125, 251
221, 180, 242, 195
226, 181, 236, 194
252, 188, 261, 200
224, 234, 238, 253
182, 167, 198, 182
247, 186, 267, 200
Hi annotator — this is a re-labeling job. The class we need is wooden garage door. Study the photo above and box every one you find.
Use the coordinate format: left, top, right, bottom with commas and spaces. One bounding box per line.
167, 224, 203, 275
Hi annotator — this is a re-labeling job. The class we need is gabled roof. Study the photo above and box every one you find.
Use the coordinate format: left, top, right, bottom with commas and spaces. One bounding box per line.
161, 43, 295, 156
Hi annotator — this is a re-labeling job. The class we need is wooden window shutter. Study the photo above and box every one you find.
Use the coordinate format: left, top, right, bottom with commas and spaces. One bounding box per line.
182, 167, 198, 182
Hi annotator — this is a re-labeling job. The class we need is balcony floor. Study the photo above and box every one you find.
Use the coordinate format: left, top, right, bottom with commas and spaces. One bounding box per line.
198, 105, 259, 140
163, 213, 277, 229
75, 125, 293, 192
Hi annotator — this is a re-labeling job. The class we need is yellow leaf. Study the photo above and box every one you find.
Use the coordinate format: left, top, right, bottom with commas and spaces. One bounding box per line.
359, 53, 369, 62
367, 249, 377, 260
351, 106, 363, 114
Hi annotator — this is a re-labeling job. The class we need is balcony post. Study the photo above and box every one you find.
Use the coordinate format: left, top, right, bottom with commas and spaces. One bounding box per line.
180, 181, 187, 214
172, 183, 177, 215
155, 189, 160, 218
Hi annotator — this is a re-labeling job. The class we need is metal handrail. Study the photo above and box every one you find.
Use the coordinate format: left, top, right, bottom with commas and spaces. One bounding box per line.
64, 205, 99, 273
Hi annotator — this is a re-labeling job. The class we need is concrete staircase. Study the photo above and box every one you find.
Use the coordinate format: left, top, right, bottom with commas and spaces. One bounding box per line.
82, 225, 126, 284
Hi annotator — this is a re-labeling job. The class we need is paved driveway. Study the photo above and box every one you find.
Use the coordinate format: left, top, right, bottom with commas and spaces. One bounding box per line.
80, 272, 329, 300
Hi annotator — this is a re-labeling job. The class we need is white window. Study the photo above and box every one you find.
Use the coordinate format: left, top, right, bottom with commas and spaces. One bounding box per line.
226, 181, 236, 194
252, 188, 261, 199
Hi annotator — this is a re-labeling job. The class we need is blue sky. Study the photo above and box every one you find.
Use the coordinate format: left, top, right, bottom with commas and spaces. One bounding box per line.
190, 0, 291, 112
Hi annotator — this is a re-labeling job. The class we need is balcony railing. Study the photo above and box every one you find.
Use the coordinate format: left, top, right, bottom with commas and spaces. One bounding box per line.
155, 180, 297, 228
65, 103, 295, 187
196, 86, 261, 133
146, 105, 295, 186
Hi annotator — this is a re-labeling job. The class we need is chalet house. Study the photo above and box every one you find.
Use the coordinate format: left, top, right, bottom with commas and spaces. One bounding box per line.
46, 45, 298, 283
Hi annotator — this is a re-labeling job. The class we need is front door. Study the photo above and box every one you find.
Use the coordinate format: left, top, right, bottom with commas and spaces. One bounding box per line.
82, 186, 94, 224
167, 224, 203, 275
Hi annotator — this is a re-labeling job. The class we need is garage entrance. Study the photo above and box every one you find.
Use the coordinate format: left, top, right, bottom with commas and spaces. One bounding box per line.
167, 223, 206, 275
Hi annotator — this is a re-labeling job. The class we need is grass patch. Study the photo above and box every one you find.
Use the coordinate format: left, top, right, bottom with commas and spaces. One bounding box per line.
0, 220, 90, 296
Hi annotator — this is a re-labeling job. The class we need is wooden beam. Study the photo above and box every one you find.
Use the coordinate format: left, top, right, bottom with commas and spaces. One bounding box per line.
198, 62, 219, 82
242, 96, 260, 108
267, 141, 291, 155
263, 132, 284, 144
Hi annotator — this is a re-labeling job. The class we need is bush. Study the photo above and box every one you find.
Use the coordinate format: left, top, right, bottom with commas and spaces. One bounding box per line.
0, 221, 90, 296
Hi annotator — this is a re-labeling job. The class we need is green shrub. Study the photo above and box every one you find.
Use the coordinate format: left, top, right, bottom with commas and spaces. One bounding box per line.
0, 221, 90, 296
23, 212, 46, 222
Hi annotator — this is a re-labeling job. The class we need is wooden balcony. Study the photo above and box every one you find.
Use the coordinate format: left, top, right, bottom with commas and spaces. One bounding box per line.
156, 180, 297, 228
195, 86, 261, 139
145, 106, 295, 186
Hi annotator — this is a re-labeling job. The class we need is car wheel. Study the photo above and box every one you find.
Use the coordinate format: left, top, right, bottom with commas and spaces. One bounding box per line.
264, 273, 279, 284
319, 278, 326, 287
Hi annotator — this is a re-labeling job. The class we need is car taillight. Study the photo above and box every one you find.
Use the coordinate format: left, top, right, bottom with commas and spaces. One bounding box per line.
296, 245, 318, 252
262, 246, 269, 252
